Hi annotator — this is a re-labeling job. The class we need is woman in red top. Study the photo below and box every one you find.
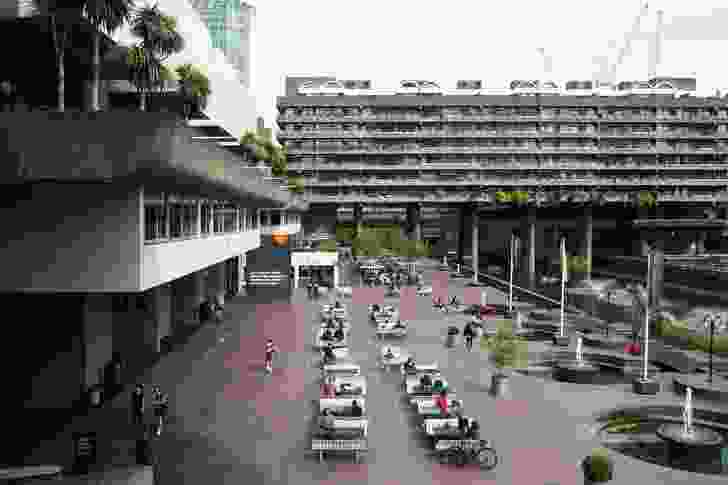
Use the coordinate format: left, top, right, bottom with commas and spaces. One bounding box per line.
436, 390, 449, 416
321, 376, 336, 397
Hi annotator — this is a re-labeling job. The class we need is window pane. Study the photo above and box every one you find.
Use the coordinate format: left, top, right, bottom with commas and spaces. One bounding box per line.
144, 204, 166, 241
271, 211, 281, 226
201, 203, 211, 234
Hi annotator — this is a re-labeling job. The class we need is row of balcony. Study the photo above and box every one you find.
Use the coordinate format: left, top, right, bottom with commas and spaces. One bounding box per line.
277, 113, 726, 123
285, 145, 725, 155
278, 129, 727, 140
288, 162, 728, 171
301, 176, 728, 187
298, 191, 727, 204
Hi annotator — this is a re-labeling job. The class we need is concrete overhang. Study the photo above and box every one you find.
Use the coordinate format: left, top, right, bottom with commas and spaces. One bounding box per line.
0, 112, 292, 209
633, 218, 728, 230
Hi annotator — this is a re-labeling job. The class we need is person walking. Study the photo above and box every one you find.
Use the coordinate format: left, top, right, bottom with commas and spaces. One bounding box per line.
463, 321, 475, 351
131, 384, 145, 426
264, 338, 279, 374
151, 386, 169, 436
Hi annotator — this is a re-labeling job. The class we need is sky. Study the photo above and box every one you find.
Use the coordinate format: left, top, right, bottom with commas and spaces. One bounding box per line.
250, 0, 728, 134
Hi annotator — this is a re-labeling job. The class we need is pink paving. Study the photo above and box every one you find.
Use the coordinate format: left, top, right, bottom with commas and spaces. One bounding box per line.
317, 463, 369, 484
353, 287, 385, 305
463, 287, 482, 305
511, 448, 578, 485
430, 463, 496, 484
494, 399, 530, 418
222, 303, 307, 430
399, 287, 417, 320
432, 271, 449, 302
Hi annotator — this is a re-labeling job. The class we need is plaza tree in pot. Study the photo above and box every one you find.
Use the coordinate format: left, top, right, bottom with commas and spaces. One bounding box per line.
175, 63, 211, 119
581, 447, 614, 483
481, 320, 528, 397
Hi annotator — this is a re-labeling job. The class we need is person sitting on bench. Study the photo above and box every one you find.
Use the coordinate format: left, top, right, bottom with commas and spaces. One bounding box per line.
372, 304, 380, 313
394, 320, 406, 329
350, 400, 363, 417
420, 373, 433, 391
322, 329, 334, 341
323, 344, 336, 363
384, 347, 395, 359
450, 296, 458, 306
335, 301, 342, 309
319, 408, 336, 430
334, 327, 345, 341
325, 318, 336, 329
432, 379, 448, 394
466, 418, 480, 439
404, 357, 416, 372
436, 390, 450, 416
321, 375, 336, 398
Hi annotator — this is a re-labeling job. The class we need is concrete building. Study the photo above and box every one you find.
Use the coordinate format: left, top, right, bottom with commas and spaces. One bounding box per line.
277, 76, 728, 289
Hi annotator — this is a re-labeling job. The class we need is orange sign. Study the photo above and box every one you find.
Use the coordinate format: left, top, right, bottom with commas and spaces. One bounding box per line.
271, 230, 289, 247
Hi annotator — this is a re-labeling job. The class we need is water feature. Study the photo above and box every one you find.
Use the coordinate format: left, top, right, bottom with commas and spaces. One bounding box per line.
683, 387, 694, 436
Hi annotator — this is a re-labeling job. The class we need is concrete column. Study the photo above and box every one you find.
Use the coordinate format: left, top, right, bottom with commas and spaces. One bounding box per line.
152, 284, 171, 353
353, 203, 363, 237
407, 203, 422, 241
196, 199, 202, 236
208, 261, 226, 306
457, 205, 468, 265
239, 253, 247, 292
82, 295, 113, 389
638, 207, 650, 256
696, 231, 707, 255
472, 207, 479, 283
294, 265, 300, 289
333, 265, 339, 289
579, 207, 593, 281
520, 209, 537, 288
650, 239, 665, 306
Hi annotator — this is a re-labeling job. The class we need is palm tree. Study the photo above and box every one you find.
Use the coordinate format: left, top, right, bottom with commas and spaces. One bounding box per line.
126, 45, 158, 111
82, 0, 133, 111
33, 0, 86, 111
175, 64, 211, 119
129, 3, 184, 111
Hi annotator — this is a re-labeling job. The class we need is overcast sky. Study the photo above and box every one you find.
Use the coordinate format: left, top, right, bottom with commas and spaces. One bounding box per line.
250, 0, 728, 133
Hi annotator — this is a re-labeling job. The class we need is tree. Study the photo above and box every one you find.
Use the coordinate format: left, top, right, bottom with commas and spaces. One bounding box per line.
176, 63, 211, 119
126, 45, 159, 112
33, 0, 86, 111
239, 130, 288, 176
83, 0, 134, 111
129, 4, 184, 111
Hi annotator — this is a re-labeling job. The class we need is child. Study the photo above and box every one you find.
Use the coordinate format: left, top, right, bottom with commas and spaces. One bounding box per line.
265, 339, 279, 373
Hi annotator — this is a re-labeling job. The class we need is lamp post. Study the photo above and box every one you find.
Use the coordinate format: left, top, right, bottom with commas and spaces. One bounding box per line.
508, 233, 515, 313
704, 314, 724, 384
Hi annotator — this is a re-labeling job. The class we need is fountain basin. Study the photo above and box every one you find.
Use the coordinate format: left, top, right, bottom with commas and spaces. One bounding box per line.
673, 374, 728, 402
657, 423, 725, 447
553, 360, 601, 383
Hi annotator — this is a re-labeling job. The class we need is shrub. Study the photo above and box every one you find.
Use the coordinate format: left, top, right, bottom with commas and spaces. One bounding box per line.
318, 240, 337, 252
481, 321, 528, 373
604, 415, 644, 433
584, 448, 613, 482
638, 191, 657, 209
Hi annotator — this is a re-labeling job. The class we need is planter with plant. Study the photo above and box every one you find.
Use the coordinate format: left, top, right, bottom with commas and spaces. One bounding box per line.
481, 321, 528, 397
176, 64, 210, 119
581, 448, 614, 483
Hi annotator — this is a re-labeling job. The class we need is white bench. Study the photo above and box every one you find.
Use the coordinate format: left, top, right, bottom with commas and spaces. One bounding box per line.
319, 397, 367, 413
410, 393, 458, 406
415, 399, 463, 413
422, 418, 459, 435
0, 466, 63, 480
376, 328, 407, 339
310, 439, 368, 463
322, 362, 360, 376
435, 439, 485, 450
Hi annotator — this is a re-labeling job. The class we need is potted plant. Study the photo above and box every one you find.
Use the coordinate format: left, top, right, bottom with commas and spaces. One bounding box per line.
581, 447, 614, 483
481, 321, 527, 397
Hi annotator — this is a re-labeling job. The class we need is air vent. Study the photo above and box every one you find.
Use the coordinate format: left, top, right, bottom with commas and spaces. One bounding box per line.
457, 80, 482, 89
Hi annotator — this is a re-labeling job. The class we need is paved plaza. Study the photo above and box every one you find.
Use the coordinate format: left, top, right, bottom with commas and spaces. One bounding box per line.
28, 260, 728, 484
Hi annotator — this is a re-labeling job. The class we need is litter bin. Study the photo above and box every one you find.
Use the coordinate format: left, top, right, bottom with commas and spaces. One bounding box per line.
88, 385, 103, 408
72, 432, 97, 474
446, 326, 460, 348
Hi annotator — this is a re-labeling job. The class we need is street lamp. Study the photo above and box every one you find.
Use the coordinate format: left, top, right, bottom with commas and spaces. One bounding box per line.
704, 313, 724, 383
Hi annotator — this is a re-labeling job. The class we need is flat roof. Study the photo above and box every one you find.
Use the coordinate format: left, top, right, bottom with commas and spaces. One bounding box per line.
277, 94, 727, 109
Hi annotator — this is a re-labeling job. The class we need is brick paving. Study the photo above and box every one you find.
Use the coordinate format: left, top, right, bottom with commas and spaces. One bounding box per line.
26, 259, 728, 484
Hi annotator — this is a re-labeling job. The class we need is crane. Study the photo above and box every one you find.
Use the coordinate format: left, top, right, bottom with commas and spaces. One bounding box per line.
609, 2, 650, 84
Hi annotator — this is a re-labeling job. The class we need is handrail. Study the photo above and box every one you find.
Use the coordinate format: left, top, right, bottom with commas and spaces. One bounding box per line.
457, 263, 563, 307
0, 465, 63, 480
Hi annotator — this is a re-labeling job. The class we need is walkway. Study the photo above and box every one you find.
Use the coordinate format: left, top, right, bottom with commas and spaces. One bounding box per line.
25, 260, 728, 484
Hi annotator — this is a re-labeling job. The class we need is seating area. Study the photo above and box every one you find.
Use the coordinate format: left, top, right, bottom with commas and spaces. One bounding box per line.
311, 301, 369, 463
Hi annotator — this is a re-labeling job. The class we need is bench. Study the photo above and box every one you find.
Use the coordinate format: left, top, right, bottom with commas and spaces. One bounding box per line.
310, 439, 368, 463
0, 466, 63, 481
422, 418, 459, 435
435, 439, 485, 450
410, 393, 458, 406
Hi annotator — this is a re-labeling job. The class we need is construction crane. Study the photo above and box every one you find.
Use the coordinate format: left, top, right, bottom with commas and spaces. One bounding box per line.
608, 2, 650, 84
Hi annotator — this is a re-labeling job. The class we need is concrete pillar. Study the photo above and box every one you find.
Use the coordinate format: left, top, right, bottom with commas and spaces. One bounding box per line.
112, 293, 159, 379
239, 253, 247, 292
333, 265, 339, 289
457, 205, 468, 265
152, 284, 172, 353
82, 295, 113, 389
208, 261, 226, 306
472, 208, 479, 284
294, 265, 300, 289
650, 240, 665, 306
520, 209, 537, 288
579, 207, 593, 281
407, 203, 422, 241
696, 231, 707, 255
353, 203, 363, 237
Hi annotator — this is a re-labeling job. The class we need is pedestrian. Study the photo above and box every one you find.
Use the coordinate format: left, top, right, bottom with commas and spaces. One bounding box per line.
265, 338, 279, 374
131, 384, 145, 426
151, 386, 167, 436
464, 322, 475, 351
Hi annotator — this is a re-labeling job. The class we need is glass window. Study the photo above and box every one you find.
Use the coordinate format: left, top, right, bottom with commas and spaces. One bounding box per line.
239, 207, 246, 231
271, 211, 281, 226
213, 202, 236, 233
169, 196, 198, 239
144, 200, 166, 242
246, 209, 255, 229
201, 202, 211, 235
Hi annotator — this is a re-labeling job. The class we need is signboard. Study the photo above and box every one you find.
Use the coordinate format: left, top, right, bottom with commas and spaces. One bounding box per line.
246, 234, 291, 290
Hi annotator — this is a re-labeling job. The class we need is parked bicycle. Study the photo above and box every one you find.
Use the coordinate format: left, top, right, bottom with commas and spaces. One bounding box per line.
434, 439, 498, 469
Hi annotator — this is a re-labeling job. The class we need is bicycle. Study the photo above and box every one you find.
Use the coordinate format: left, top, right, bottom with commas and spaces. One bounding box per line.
435, 439, 498, 470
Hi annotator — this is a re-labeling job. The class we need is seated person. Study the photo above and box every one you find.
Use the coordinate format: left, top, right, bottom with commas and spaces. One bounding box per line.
322, 345, 336, 363
432, 379, 448, 394
350, 400, 363, 417
372, 303, 380, 313
403, 357, 417, 371
335, 301, 342, 309
321, 376, 336, 398
333, 327, 345, 341
321, 329, 334, 341
435, 390, 449, 416
457, 414, 469, 435
383, 347, 396, 359
466, 418, 480, 439
325, 319, 336, 329
394, 320, 406, 329
450, 296, 458, 306
319, 408, 336, 430
420, 373, 433, 390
